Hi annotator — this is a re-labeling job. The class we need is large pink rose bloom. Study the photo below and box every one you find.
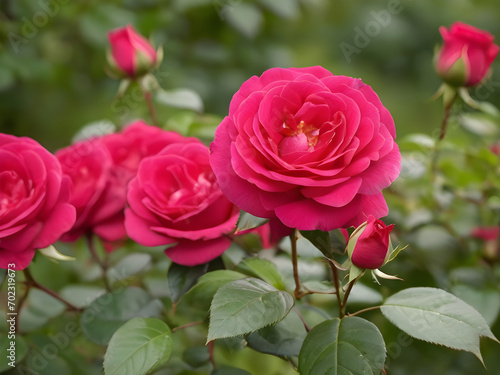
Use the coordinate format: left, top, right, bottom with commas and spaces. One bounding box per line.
125, 141, 239, 266
436, 22, 499, 86
0, 134, 76, 270
210, 66, 401, 231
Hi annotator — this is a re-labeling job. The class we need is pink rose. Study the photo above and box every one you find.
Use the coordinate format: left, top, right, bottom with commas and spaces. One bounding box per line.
56, 138, 117, 242
125, 141, 240, 266
57, 121, 193, 248
348, 216, 394, 270
435, 22, 499, 86
108, 24, 157, 78
210, 66, 400, 231
471, 226, 499, 241
0, 134, 76, 270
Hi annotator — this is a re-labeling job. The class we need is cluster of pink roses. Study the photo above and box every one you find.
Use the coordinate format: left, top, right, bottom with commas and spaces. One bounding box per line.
2, 21, 498, 272
1, 122, 240, 270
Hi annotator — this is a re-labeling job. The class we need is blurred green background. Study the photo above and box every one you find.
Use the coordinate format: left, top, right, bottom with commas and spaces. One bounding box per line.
1, 0, 500, 151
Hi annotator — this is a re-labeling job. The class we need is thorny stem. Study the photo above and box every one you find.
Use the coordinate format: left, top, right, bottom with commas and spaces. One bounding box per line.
171, 320, 204, 333
347, 305, 381, 317
328, 260, 343, 316
15, 281, 31, 333
23, 268, 82, 313
86, 233, 111, 291
431, 94, 457, 181
340, 279, 357, 318
208, 341, 216, 369
290, 230, 305, 299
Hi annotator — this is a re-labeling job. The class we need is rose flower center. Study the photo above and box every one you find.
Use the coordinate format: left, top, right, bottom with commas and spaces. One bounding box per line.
278, 120, 319, 157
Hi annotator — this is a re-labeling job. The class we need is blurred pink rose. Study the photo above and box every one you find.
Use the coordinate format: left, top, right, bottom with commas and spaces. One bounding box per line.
471, 226, 499, 241
435, 22, 499, 86
57, 121, 192, 249
108, 24, 157, 78
349, 216, 394, 269
0, 134, 76, 270
210, 66, 400, 231
125, 141, 239, 266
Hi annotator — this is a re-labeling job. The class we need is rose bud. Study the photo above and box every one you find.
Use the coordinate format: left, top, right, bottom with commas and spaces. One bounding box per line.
107, 24, 158, 79
435, 22, 499, 87
347, 216, 394, 270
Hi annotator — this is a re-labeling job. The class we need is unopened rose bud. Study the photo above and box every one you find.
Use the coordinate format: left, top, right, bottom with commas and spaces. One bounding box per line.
347, 216, 394, 270
107, 24, 158, 79
434, 22, 499, 87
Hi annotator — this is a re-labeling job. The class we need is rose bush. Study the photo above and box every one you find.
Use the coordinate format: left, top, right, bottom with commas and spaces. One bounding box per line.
347, 215, 394, 269
57, 121, 192, 247
125, 140, 239, 266
210, 66, 401, 231
0, 134, 76, 270
108, 24, 157, 78
435, 21, 499, 86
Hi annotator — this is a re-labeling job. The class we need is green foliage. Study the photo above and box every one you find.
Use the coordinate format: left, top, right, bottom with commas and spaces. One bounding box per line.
103, 318, 173, 375
207, 278, 294, 342
298, 317, 386, 375
81, 287, 163, 345
381, 287, 499, 363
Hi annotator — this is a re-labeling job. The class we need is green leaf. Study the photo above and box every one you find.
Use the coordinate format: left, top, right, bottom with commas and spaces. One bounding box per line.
236, 257, 285, 290
299, 230, 334, 259
178, 270, 247, 314
207, 278, 294, 343
103, 318, 172, 375
59, 285, 105, 308
182, 346, 210, 368
257, 0, 300, 19
155, 88, 204, 112
246, 310, 307, 358
19, 288, 66, 332
81, 287, 163, 345
167, 262, 208, 302
224, 3, 263, 38
106, 253, 152, 283
451, 285, 500, 328
380, 287, 499, 363
236, 211, 269, 232
298, 317, 386, 375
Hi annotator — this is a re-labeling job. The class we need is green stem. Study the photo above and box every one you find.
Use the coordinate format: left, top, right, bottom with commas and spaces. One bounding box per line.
328, 260, 343, 317
86, 233, 111, 291
139, 83, 158, 126
290, 230, 307, 299
348, 305, 381, 317
293, 307, 311, 333
171, 320, 204, 333
431, 93, 457, 181
339, 279, 357, 318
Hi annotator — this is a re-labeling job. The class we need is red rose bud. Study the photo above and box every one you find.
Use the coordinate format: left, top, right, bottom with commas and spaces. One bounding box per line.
108, 24, 158, 79
435, 22, 499, 87
348, 216, 394, 270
